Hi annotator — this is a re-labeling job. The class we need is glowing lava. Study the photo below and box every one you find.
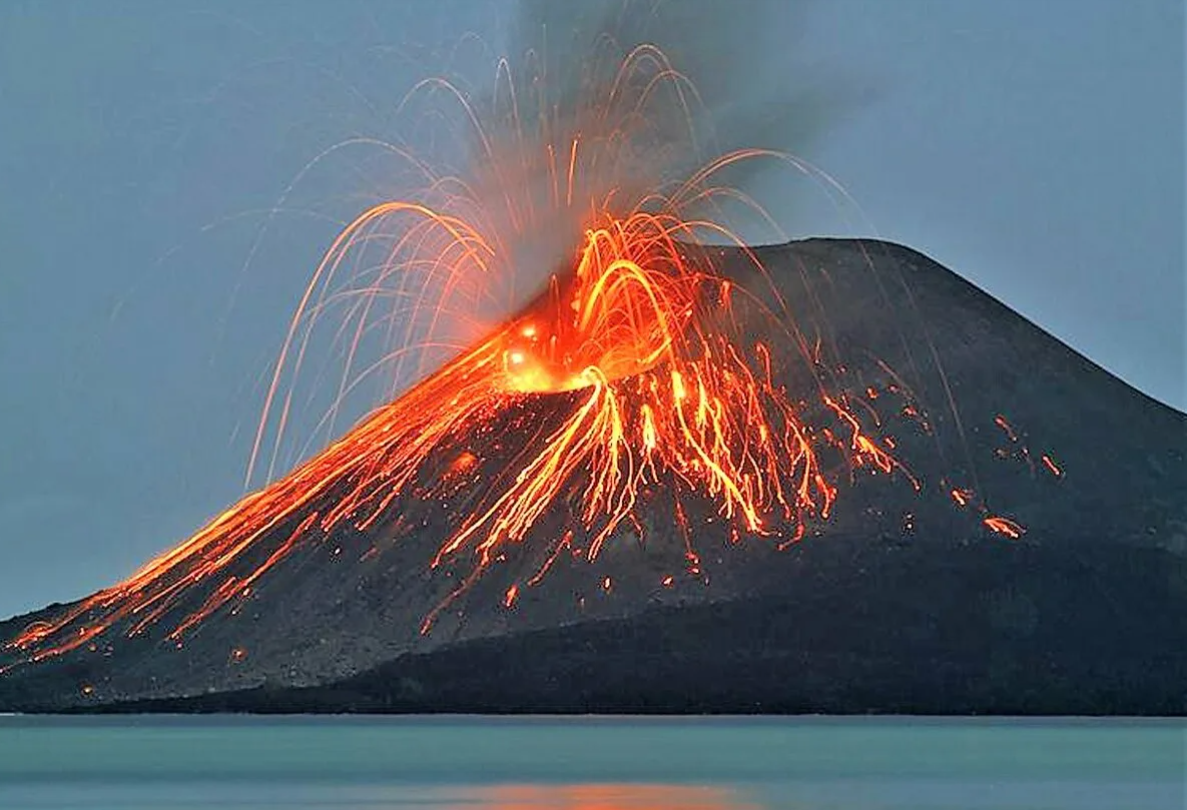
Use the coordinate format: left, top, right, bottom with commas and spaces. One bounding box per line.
10, 202, 863, 662
4, 37, 1030, 669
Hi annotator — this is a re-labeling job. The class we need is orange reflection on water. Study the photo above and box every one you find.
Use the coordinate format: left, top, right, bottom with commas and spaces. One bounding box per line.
460, 783, 759, 810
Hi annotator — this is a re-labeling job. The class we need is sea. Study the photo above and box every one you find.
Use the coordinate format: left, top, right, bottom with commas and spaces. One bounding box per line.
0, 716, 1181, 810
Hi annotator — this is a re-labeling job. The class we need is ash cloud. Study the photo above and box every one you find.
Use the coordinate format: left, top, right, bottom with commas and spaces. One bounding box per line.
463, 0, 863, 300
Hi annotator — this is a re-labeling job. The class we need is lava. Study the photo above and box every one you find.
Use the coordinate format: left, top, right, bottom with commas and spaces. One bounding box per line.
983, 516, 1026, 540
5, 30, 1035, 669
8, 204, 864, 663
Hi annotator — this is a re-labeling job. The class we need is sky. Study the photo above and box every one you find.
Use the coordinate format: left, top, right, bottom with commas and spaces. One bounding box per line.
0, 0, 1182, 620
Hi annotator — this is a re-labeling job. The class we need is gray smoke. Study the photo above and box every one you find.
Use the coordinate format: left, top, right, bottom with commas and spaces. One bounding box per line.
267, 0, 864, 471
465, 0, 859, 289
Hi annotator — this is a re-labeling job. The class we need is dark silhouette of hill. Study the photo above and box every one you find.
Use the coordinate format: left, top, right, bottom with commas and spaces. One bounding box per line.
2, 238, 1183, 714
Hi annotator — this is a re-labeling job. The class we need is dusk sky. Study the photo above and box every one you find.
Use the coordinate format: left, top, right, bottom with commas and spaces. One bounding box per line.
1, 0, 1182, 619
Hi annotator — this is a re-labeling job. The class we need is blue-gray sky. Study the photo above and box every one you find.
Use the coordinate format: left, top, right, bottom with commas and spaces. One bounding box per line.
1, 0, 1182, 619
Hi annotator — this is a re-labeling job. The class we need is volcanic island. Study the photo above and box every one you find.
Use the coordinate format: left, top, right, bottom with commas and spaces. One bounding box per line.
2, 236, 1184, 715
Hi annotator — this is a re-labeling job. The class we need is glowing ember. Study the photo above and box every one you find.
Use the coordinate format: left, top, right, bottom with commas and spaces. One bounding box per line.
1041, 453, 1064, 478
983, 516, 1026, 540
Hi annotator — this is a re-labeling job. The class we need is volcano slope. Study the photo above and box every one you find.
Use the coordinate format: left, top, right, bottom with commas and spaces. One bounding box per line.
2, 237, 1184, 714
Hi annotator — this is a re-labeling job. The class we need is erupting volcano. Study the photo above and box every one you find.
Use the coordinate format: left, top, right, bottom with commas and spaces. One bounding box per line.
3, 20, 938, 669
2, 1, 1184, 714
5, 167, 930, 666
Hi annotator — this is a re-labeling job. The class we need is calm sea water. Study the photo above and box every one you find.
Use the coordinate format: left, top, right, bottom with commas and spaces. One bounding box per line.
0, 716, 1181, 809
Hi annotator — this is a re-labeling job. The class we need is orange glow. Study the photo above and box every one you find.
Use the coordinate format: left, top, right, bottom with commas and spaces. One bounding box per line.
994, 414, 1019, 442
1041, 453, 1064, 478
465, 783, 757, 810
983, 515, 1025, 539
450, 451, 478, 474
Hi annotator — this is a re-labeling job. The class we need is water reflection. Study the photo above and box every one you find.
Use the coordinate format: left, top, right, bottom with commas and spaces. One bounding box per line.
445, 783, 759, 809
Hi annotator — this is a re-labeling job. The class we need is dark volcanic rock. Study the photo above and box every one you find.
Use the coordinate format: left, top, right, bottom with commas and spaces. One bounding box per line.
2, 238, 1184, 714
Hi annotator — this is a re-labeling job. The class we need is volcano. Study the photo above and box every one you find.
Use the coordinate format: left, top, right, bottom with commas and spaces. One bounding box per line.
2, 237, 1184, 715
